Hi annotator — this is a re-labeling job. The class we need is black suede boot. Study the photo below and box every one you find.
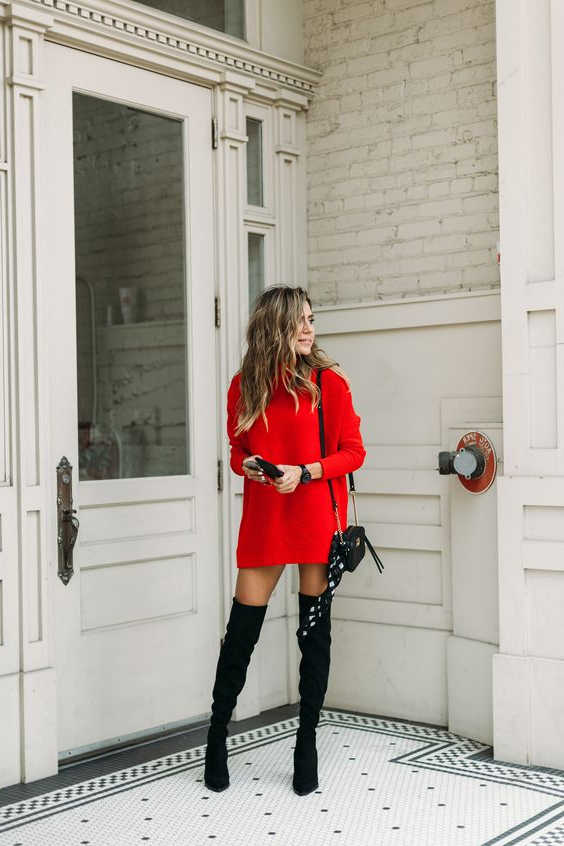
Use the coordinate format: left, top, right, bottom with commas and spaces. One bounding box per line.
204, 596, 268, 791
293, 590, 332, 796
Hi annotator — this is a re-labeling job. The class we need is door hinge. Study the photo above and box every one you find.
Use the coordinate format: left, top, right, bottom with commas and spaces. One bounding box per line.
214, 295, 221, 328
211, 117, 218, 149
217, 458, 223, 492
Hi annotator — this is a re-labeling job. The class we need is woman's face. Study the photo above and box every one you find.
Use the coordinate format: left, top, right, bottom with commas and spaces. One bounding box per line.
295, 300, 315, 356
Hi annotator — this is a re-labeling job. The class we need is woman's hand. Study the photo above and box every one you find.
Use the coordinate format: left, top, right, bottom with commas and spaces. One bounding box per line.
271, 465, 301, 494
242, 455, 271, 485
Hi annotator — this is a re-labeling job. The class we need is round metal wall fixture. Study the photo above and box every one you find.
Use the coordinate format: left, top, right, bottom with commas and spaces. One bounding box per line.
455, 431, 497, 494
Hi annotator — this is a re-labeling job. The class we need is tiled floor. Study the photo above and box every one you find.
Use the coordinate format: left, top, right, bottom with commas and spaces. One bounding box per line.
2, 707, 564, 845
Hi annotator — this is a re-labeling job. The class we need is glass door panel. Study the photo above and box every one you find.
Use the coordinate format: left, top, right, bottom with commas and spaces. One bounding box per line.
246, 117, 263, 206
248, 232, 265, 311
73, 94, 189, 480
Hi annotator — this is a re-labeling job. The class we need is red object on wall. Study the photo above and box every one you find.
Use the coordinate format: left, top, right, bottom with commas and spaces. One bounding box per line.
455, 430, 497, 494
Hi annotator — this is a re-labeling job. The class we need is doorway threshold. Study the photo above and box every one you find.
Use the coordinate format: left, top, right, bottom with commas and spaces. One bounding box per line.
58, 714, 211, 770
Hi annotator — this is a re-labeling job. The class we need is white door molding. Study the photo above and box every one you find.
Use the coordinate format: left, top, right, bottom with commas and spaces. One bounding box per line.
494, 0, 564, 768
3, 0, 57, 784
0, 0, 320, 97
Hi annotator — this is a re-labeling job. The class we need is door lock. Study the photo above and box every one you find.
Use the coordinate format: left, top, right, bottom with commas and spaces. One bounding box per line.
57, 456, 79, 585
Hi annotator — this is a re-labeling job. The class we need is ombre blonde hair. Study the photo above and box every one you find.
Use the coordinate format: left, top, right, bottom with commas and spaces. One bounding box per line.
233, 284, 350, 436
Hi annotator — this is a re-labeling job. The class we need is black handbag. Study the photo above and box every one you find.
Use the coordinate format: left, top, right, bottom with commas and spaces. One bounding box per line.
316, 367, 383, 575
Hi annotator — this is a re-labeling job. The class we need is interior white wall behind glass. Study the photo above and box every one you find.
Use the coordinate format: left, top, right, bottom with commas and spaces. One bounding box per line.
73, 93, 189, 481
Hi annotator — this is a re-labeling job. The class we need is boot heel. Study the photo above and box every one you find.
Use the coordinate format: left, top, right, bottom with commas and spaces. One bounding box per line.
292, 728, 319, 795
204, 726, 229, 791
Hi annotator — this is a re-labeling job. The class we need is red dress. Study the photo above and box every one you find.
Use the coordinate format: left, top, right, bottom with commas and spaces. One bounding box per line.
227, 366, 367, 568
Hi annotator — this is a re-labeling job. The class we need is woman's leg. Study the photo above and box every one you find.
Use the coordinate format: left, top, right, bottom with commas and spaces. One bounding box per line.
293, 562, 332, 795
236, 564, 286, 604
297, 562, 328, 596
204, 564, 285, 792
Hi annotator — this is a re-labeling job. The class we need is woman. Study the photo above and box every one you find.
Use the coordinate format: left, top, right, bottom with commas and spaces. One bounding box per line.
204, 284, 366, 796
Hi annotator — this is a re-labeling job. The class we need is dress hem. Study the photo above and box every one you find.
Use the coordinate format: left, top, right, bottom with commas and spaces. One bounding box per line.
237, 558, 330, 568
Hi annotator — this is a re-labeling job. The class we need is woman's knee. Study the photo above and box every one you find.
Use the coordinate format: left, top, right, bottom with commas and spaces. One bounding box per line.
298, 563, 329, 596
235, 565, 285, 605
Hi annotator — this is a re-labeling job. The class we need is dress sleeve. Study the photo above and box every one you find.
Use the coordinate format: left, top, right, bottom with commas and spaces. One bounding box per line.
319, 385, 366, 481
227, 378, 251, 476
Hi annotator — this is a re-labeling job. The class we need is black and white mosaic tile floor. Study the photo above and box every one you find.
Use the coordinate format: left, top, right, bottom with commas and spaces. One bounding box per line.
2, 709, 564, 846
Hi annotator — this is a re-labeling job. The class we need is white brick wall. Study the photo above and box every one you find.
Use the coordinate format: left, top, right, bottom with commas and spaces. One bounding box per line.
304, 0, 499, 303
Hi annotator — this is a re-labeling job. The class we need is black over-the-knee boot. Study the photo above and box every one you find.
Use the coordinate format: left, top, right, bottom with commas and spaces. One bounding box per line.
204, 596, 268, 792
293, 590, 332, 796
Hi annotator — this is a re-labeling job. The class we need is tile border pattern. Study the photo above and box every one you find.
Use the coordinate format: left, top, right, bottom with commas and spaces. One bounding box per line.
1, 709, 564, 844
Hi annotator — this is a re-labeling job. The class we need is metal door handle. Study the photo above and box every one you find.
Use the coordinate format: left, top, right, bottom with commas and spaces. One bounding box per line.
57, 456, 79, 585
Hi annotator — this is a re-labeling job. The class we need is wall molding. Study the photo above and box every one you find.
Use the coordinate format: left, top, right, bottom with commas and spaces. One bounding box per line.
5, 0, 320, 96
314, 288, 501, 335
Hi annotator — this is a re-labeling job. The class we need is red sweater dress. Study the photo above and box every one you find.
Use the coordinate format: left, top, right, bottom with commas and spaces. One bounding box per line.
227, 366, 367, 567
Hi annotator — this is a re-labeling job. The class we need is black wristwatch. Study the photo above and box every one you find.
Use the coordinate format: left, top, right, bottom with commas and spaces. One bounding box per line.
299, 464, 312, 484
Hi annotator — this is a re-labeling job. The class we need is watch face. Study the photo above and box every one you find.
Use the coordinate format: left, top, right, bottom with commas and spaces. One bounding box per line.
301, 466, 312, 483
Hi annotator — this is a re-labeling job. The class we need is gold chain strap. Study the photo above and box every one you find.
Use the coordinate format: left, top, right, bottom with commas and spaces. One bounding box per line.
351, 489, 359, 525
334, 489, 358, 544
334, 504, 343, 543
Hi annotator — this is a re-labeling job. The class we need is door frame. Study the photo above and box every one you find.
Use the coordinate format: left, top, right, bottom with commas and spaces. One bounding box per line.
41, 41, 222, 760
0, 0, 313, 787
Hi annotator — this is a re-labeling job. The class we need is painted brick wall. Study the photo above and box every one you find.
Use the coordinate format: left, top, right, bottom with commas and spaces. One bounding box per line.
304, 0, 499, 303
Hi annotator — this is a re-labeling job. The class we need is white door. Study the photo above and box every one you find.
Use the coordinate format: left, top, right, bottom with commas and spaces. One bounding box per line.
40, 43, 219, 757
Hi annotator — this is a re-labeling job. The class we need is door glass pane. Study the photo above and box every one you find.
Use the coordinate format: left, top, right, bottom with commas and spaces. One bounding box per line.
139, 0, 245, 39
246, 118, 263, 207
73, 93, 189, 480
248, 233, 265, 312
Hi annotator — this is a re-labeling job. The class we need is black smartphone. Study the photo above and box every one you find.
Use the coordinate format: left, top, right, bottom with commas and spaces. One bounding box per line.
254, 456, 284, 478
243, 458, 261, 471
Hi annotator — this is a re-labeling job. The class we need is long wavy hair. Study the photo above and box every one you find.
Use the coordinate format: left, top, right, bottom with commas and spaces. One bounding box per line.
233, 284, 349, 435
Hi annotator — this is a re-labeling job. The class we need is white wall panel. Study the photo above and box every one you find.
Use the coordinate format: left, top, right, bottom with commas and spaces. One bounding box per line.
0, 2, 58, 786
494, 0, 564, 767
528, 309, 557, 448
259, 0, 304, 66
274, 105, 301, 285
526, 571, 564, 661
0, 169, 9, 486
257, 615, 290, 712
0, 8, 22, 792
81, 555, 196, 631
0, 674, 20, 788
313, 292, 501, 730
447, 636, 496, 745
524, 0, 554, 284
329, 619, 449, 727
445, 408, 502, 647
